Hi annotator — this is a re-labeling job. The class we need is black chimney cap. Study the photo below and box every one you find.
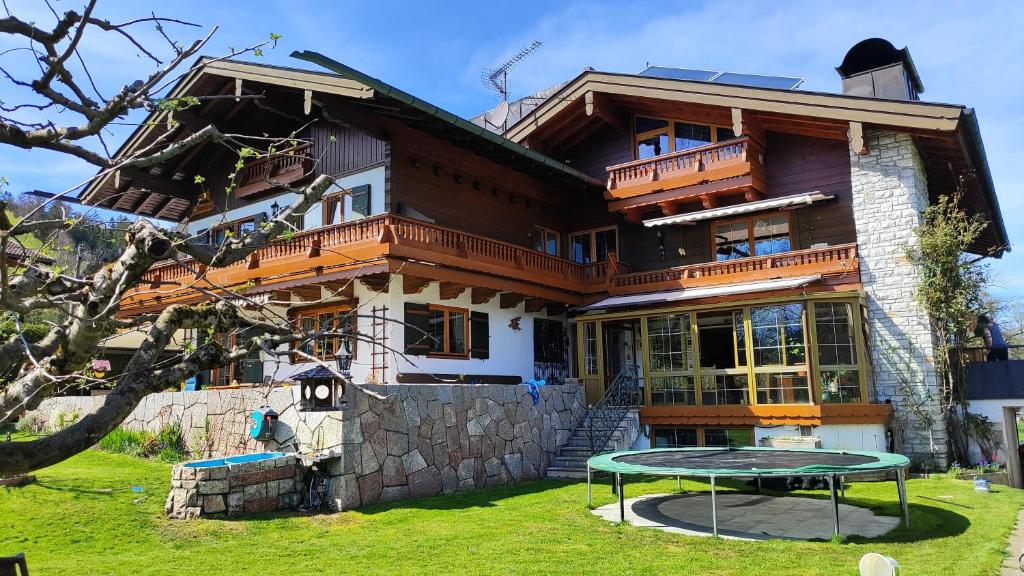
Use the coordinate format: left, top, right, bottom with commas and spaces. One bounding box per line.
836, 38, 924, 94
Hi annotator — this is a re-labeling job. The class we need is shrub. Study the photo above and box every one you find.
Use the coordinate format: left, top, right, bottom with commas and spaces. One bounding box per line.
49, 409, 80, 433
97, 422, 190, 463
14, 413, 45, 435
97, 427, 150, 457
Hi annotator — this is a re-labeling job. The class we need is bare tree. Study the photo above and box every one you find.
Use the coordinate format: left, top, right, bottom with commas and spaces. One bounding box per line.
0, 2, 401, 476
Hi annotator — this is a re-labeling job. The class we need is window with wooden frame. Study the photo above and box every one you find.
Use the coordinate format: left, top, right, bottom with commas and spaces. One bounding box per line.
404, 303, 488, 359
647, 313, 696, 406
532, 225, 560, 256
813, 301, 863, 404
696, 309, 749, 405
749, 303, 811, 405
652, 426, 753, 448
322, 184, 371, 226
634, 115, 737, 160
292, 305, 355, 361
203, 329, 264, 386
202, 215, 262, 247
713, 213, 791, 261
568, 226, 617, 264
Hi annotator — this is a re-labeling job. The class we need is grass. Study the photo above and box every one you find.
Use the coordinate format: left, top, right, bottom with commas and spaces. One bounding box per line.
1, 446, 1023, 576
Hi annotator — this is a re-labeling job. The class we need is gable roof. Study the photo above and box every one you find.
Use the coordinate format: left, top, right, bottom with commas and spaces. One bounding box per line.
79, 55, 602, 221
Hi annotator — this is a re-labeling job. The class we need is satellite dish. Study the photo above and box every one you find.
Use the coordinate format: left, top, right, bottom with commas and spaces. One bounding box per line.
485, 100, 510, 129
859, 553, 900, 576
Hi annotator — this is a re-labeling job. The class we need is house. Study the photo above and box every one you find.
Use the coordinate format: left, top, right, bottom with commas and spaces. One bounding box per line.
80, 38, 1008, 470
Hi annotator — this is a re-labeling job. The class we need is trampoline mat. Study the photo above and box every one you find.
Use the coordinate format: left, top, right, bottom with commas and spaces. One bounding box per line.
612, 448, 877, 472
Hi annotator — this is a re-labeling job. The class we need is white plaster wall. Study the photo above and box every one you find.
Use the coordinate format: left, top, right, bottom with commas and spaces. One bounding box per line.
848, 130, 947, 468
185, 166, 385, 235
755, 424, 888, 452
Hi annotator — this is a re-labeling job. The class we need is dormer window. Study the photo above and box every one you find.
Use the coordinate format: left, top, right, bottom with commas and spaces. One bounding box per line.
634, 116, 737, 160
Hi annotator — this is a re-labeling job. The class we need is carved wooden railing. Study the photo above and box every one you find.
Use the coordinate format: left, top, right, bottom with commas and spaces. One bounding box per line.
609, 243, 859, 294
236, 143, 314, 198
606, 137, 758, 196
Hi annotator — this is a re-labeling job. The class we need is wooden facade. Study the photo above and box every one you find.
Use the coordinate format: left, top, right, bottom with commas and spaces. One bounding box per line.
83, 56, 1005, 440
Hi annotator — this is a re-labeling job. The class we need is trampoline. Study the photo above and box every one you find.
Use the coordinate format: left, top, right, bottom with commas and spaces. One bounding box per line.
587, 447, 911, 538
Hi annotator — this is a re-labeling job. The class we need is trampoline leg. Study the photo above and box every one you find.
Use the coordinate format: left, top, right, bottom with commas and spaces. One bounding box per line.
586, 464, 592, 508
840, 475, 846, 500
828, 474, 841, 538
897, 468, 910, 528
756, 475, 762, 493
677, 475, 681, 492
617, 473, 625, 523
710, 475, 718, 538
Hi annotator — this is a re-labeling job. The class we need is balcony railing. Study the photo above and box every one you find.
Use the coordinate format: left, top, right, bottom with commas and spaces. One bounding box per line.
130, 221, 859, 311
609, 243, 859, 295
605, 137, 763, 200
236, 143, 314, 198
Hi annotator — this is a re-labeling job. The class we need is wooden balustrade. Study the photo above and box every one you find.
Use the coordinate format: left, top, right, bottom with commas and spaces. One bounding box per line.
236, 143, 314, 198
606, 137, 760, 200
609, 243, 859, 295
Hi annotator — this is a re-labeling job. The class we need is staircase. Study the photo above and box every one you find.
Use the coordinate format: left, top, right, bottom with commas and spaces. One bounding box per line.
546, 365, 642, 480
545, 409, 640, 479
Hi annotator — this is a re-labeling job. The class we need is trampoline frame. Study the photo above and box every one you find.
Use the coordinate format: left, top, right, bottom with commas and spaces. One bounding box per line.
586, 447, 911, 538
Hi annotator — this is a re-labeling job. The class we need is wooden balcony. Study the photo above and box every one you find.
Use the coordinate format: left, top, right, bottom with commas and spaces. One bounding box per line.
235, 143, 314, 198
608, 243, 859, 295
604, 137, 765, 208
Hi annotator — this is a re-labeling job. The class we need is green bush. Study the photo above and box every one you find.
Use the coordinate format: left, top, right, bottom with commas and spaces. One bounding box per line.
97, 423, 190, 463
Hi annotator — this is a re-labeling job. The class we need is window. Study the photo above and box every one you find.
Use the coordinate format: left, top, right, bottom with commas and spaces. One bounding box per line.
634, 116, 737, 159
647, 314, 695, 405
815, 302, 863, 403
534, 319, 566, 363
569, 227, 617, 264
293, 307, 355, 361
697, 310, 749, 405
203, 328, 264, 386
750, 303, 811, 404
323, 184, 372, 225
654, 427, 698, 448
404, 304, 486, 359
703, 428, 754, 447
532, 226, 560, 256
713, 214, 791, 261
205, 216, 259, 247
582, 322, 598, 376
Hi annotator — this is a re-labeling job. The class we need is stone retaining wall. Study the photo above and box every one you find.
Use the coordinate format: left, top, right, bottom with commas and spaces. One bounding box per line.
165, 454, 303, 519
30, 382, 585, 512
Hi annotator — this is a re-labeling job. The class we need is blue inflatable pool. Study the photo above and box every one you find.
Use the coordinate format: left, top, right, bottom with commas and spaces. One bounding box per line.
183, 451, 287, 469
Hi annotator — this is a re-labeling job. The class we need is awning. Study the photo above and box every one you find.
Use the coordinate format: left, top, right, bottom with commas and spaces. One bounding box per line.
581, 275, 821, 311
644, 192, 834, 228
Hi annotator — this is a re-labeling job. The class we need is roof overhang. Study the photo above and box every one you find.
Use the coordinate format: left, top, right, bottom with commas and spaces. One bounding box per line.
644, 192, 834, 227
581, 275, 822, 311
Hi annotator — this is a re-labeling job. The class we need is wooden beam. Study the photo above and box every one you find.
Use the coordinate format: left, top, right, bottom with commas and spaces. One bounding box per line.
402, 275, 432, 295
499, 292, 526, 310
289, 285, 322, 301
120, 169, 196, 201
471, 287, 498, 305
524, 298, 549, 313
849, 121, 868, 155
438, 281, 467, 300
318, 280, 354, 300
732, 107, 744, 138
359, 272, 390, 293
546, 303, 566, 317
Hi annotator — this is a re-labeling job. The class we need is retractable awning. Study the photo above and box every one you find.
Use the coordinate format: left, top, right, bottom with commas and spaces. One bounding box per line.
644, 192, 834, 228
580, 275, 822, 311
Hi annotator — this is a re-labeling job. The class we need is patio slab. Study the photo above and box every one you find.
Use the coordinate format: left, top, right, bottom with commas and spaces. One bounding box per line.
591, 492, 900, 541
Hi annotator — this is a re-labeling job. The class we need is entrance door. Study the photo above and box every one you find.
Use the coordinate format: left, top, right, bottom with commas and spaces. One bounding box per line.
602, 319, 643, 395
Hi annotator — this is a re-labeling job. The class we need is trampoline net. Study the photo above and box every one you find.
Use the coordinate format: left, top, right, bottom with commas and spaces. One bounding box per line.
612, 448, 878, 472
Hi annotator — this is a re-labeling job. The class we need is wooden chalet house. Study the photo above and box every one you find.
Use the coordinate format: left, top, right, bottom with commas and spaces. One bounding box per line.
82, 39, 1007, 467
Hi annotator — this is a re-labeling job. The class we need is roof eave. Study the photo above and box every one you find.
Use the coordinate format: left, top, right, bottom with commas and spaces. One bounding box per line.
959, 108, 1010, 257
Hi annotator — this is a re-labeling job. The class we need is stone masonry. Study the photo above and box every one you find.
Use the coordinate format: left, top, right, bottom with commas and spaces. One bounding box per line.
165, 453, 303, 519
849, 130, 947, 469
31, 382, 585, 511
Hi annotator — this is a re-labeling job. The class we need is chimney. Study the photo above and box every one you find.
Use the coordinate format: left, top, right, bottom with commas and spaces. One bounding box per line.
836, 38, 924, 101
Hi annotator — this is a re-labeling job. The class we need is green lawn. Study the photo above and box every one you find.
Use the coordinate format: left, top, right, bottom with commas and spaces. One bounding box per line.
2, 448, 1022, 576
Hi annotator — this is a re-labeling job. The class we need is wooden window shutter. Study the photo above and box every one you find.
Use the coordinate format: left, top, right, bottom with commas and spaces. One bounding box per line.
470, 311, 489, 359
404, 302, 432, 356
351, 184, 371, 219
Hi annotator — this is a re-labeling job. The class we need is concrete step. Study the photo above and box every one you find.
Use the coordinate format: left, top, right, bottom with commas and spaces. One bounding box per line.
553, 456, 590, 468
558, 446, 596, 457
545, 466, 589, 479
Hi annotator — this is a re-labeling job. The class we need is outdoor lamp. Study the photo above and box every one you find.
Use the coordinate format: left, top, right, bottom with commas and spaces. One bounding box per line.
335, 348, 353, 375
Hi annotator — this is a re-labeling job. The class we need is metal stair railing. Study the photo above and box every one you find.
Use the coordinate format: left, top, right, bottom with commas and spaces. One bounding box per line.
587, 363, 640, 453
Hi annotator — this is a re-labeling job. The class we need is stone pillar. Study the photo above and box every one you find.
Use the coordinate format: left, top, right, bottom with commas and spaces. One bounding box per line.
849, 130, 948, 470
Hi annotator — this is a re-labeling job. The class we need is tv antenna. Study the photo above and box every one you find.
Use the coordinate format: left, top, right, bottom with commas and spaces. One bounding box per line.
482, 41, 542, 102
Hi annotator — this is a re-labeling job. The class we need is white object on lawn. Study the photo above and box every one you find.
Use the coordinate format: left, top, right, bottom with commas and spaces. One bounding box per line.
859, 553, 900, 576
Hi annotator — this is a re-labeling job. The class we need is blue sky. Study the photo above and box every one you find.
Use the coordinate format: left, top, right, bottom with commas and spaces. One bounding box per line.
2, 0, 1021, 299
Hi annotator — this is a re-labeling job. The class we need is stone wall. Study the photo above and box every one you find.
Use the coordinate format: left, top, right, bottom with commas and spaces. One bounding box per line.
165, 454, 303, 519
30, 382, 585, 510
849, 130, 947, 469
322, 383, 585, 510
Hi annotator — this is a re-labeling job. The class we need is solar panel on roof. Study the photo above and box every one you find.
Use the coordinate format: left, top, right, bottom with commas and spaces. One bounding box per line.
712, 72, 803, 90
638, 66, 803, 90
639, 66, 718, 82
